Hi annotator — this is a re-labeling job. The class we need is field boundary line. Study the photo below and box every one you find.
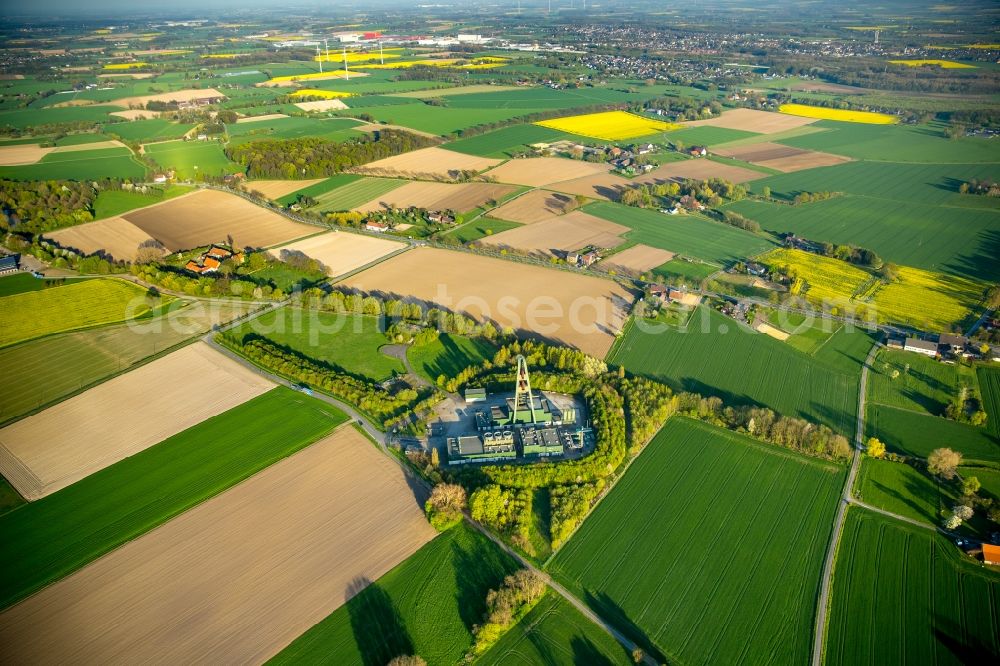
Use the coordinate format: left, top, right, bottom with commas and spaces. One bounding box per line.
811, 340, 881, 666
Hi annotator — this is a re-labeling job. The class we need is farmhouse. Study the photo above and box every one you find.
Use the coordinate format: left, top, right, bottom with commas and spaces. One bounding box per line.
365, 220, 390, 233
185, 245, 241, 274
938, 333, 968, 354
983, 543, 1000, 566
904, 337, 938, 357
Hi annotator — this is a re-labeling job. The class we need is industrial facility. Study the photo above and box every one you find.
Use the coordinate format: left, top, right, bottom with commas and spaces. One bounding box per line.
447, 355, 588, 465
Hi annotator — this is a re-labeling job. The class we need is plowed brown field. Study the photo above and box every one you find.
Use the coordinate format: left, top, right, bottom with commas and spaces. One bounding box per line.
122, 190, 314, 251
354, 146, 501, 180
478, 210, 627, 256
680, 108, 817, 134
355, 181, 516, 213
0, 426, 436, 664
489, 189, 581, 223
0, 342, 272, 499
269, 231, 405, 277
342, 247, 633, 357
481, 157, 612, 187
45, 216, 160, 262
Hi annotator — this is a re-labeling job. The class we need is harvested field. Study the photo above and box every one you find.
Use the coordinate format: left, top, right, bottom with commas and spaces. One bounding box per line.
478, 210, 627, 256
0, 426, 436, 664
235, 113, 288, 123
269, 231, 405, 277
98, 73, 155, 79
0, 144, 52, 165
681, 108, 818, 134
633, 159, 765, 185
246, 179, 324, 200
51, 140, 126, 153
543, 171, 632, 201
481, 157, 612, 187
122, 189, 313, 251
343, 247, 633, 357
599, 244, 675, 273
0, 342, 272, 500
353, 146, 501, 180
712, 142, 851, 172
109, 109, 161, 120
754, 321, 791, 341
489, 189, 583, 223
354, 181, 516, 214
110, 87, 226, 109
44, 216, 160, 262
293, 99, 349, 112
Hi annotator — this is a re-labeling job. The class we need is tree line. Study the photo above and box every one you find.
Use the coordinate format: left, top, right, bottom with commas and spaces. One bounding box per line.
224, 130, 438, 179
217, 333, 440, 429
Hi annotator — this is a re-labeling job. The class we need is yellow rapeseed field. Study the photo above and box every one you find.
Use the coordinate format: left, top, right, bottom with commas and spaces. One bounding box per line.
103, 62, 149, 70
315, 49, 402, 63
201, 53, 253, 59
535, 110, 680, 141
760, 248, 869, 307
873, 266, 987, 332
267, 71, 354, 83
358, 56, 508, 70
289, 89, 354, 99
778, 104, 898, 125
889, 59, 976, 69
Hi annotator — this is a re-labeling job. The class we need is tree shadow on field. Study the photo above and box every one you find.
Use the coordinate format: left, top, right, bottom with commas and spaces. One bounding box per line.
450, 533, 515, 633
346, 577, 414, 666
571, 635, 626, 666
583, 591, 666, 664
934, 614, 1000, 661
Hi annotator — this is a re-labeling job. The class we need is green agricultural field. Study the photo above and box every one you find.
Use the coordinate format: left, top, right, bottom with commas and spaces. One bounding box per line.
0, 104, 120, 128
0, 387, 347, 610
407, 333, 497, 383
313, 176, 406, 212
0, 478, 24, 516
444, 124, 575, 157
0, 146, 146, 180
977, 366, 1000, 436
652, 257, 720, 282
866, 404, 1000, 464
0, 273, 44, 297
93, 185, 192, 219
665, 126, 761, 147
0, 278, 162, 348
586, 202, 777, 266
144, 139, 240, 180
0, 300, 254, 424
779, 120, 1000, 163
230, 308, 402, 381
868, 348, 979, 416
450, 217, 523, 243
227, 116, 363, 143
103, 118, 197, 142
271, 523, 519, 666
825, 508, 1000, 665
273, 174, 361, 206
750, 161, 1000, 208
856, 458, 953, 526
609, 306, 869, 434
726, 197, 1000, 282
872, 265, 987, 331
962, 465, 1000, 499
339, 102, 533, 136
760, 247, 870, 307
549, 418, 845, 665
762, 309, 842, 355
480, 592, 632, 666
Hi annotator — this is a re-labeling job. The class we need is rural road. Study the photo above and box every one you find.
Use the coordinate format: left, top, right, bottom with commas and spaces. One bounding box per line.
204, 304, 651, 663
810, 340, 881, 666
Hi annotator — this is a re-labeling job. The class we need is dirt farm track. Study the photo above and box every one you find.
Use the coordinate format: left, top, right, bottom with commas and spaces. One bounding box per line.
0, 426, 436, 664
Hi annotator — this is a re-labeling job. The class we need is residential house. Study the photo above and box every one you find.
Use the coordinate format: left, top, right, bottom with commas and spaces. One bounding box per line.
426, 210, 456, 225
689, 146, 707, 157
904, 338, 938, 357
745, 261, 767, 277
938, 333, 968, 354
886, 336, 905, 350
365, 220, 390, 233
579, 250, 600, 267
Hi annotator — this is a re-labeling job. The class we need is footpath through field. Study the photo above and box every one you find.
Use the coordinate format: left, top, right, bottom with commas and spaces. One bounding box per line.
811, 341, 880, 665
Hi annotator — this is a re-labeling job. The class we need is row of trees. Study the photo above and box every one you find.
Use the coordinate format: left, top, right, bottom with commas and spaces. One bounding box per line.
225, 130, 438, 179
218, 333, 439, 428
468, 569, 547, 659
676, 394, 852, 460
959, 179, 1000, 197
